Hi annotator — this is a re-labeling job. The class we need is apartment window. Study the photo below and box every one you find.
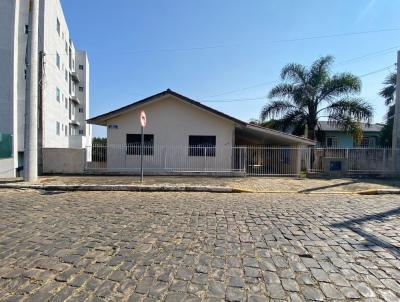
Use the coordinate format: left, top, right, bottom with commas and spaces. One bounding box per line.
25, 24, 29, 34
326, 136, 338, 148
56, 52, 60, 69
65, 97, 68, 109
126, 134, 154, 155
65, 41, 68, 53
65, 70, 68, 81
79, 64, 84, 70
79, 86, 84, 92
78, 108, 84, 113
65, 125, 68, 136
188, 135, 216, 157
56, 121, 60, 135
79, 129, 84, 135
56, 87, 60, 102
56, 18, 60, 35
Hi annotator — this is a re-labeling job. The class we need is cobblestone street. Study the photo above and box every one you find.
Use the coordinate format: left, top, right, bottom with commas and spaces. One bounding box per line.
0, 189, 399, 301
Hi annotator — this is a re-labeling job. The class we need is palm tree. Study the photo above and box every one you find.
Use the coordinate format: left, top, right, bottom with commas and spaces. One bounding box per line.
379, 72, 396, 146
260, 56, 373, 140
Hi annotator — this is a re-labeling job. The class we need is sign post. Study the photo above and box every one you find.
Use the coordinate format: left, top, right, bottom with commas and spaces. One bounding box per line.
140, 111, 146, 182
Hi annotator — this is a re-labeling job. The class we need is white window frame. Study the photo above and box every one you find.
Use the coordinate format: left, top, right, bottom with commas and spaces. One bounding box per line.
326, 136, 338, 148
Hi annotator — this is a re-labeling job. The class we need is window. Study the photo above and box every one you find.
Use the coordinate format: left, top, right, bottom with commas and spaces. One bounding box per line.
65, 97, 68, 109
56, 52, 60, 69
188, 135, 216, 156
65, 69, 68, 81
65, 41, 68, 53
25, 24, 29, 34
326, 136, 338, 148
79, 129, 84, 135
79, 64, 84, 70
79, 86, 84, 92
65, 125, 68, 136
56, 87, 60, 102
56, 18, 60, 35
126, 134, 154, 155
78, 108, 84, 113
360, 136, 376, 148
56, 121, 60, 135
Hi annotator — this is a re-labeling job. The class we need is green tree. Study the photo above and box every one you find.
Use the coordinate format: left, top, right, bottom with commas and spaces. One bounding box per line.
260, 55, 373, 140
379, 72, 396, 146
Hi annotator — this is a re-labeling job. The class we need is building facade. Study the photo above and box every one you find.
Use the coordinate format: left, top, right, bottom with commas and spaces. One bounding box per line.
316, 121, 383, 148
0, 0, 91, 177
87, 90, 315, 174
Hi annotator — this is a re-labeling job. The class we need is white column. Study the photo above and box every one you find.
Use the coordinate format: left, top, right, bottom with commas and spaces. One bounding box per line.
392, 51, 400, 173
24, 0, 39, 181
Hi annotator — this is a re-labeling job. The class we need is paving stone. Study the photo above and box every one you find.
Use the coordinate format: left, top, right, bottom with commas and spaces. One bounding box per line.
351, 281, 376, 298
320, 282, 345, 299
302, 286, 325, 301
281, 278, 300, 292
226, 287, 246, 302
1, 190, 399, 301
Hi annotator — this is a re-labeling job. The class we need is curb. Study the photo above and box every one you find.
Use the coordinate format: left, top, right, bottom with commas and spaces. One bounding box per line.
1, 184, 399, 195
0, 183, 233, 193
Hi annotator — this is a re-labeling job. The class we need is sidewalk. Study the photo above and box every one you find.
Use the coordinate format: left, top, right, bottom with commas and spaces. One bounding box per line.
2, 175, 400, 193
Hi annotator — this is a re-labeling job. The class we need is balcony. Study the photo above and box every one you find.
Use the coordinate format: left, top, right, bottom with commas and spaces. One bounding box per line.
69, 119, 80, 127
70, 95, 80, 104
71, 71, 80, 82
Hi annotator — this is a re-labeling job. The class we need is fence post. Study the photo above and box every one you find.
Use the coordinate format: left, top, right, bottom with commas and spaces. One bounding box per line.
204, 147, 207, 171
163, 146, 167, 170
296, 147, 301, 176
244, 146, 247, 174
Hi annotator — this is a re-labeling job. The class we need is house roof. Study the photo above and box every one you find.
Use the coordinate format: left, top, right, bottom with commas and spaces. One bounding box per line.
87, 89, 247, 126
317, 121, 384, 132
87, 89, 316, 146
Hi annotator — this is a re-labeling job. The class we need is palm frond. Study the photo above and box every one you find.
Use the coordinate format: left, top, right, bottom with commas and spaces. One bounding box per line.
320, 73, 361, 101
260, 100, 297, 121
323, 97, 373, 123
280, 63, 308, 84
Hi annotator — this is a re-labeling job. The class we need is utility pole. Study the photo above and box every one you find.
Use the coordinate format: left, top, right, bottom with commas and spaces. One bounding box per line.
24, 0, 39, 181
392, 51, 400, 173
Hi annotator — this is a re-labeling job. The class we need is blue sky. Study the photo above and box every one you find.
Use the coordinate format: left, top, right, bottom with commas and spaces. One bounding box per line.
61, 0, 399, 137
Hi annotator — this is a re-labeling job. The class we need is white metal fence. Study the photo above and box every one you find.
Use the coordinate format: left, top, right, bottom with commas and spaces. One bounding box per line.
85, 145, 399, 176
305, 147, 399, 175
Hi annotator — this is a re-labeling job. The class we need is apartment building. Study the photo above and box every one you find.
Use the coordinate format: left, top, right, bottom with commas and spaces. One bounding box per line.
0, 0, 91, 177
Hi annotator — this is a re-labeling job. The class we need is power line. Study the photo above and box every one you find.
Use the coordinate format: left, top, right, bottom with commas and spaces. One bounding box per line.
359, 64, 395, 77
203, 47, 398, 99
45, 27, 400, 56
200, 64, 396, 103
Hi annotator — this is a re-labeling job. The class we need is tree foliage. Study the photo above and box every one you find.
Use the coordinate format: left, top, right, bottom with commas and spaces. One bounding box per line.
260, 56, 373, 140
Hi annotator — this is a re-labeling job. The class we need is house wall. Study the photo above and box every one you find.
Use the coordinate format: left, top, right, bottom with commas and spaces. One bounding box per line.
321, 131, 381, 148
104, 95, 236, 172
42, 148, 85, 174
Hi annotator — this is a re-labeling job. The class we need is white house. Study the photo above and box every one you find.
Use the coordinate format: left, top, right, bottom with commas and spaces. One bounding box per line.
87, 90, 315, 175
0, 0, 91, 177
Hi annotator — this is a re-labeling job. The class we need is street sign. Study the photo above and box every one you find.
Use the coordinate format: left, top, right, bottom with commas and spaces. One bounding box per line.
140, 111, 146, 128
140, 111, 146, 182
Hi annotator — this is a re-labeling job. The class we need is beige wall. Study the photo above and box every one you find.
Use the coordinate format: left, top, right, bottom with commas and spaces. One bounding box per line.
104, 95, 236, 172
0, 158, 15, 178
43, 148, 85, 174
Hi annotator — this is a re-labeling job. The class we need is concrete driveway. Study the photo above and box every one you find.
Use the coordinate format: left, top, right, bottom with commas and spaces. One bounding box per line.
0, 190, 399, 301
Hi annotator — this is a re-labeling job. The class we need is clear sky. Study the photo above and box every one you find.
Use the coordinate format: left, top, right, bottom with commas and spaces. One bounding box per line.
61, 0, 399, 137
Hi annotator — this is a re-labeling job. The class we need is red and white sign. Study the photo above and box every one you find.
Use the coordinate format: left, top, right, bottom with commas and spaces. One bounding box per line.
140, 111, 147, 128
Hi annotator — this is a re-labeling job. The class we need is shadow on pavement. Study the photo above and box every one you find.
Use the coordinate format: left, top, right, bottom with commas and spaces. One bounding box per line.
298, 180, 357, 193
332, 207, 400, 258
